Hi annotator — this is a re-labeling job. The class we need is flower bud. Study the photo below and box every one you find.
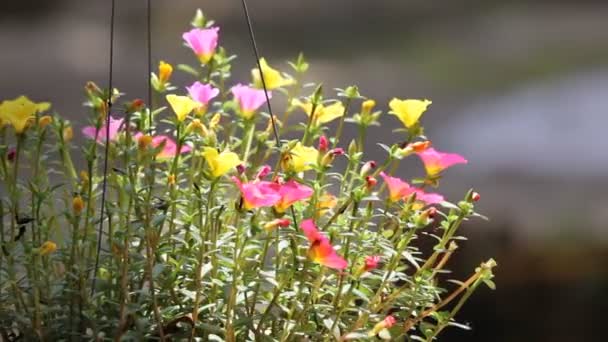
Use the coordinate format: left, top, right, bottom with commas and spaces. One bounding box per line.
127, 99, 145, 113
361, 99, 376, 115
167, 174, 176, 186
417, 207, 437, 225
410, 140, 431, 152
365, 176, 377, 191
318, 135, 329, 153
320, 148, 345, 167
186, 119, 208, 137
263, 218, 291, 232
6, 147, 16, 163
72, 195, 84, 215
369, 315, 397, 337
256, 165, 272, 180
209, 113, 221, 130
158, 61, 173, 84
236, 164, 246, 175
364, 255, 381, 271
80, 170, 89, 187
39, 241, 57, 256
138, 134, 153, 151
63, 126, 73, 142
359, 160, 377, 177
471, 191, 481, 202
84, 81, 103, 98
39, 115, 53, 129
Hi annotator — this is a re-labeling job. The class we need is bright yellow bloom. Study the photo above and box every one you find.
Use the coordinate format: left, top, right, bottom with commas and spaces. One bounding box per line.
158, 60, 173, 83
39, 241, 57, 256
201, 147, 242, 178
285, 142, 318, 172
0, 96, 51, 133
292, 99, 345, 126
389, 98, 432, 128
251, 58, 295, 90
166, 94, 198, 122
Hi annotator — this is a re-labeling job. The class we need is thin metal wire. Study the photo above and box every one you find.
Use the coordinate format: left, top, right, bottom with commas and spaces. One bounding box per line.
91, 0, 116, 296
239, 0, 299, 229
147, 0, 153, 131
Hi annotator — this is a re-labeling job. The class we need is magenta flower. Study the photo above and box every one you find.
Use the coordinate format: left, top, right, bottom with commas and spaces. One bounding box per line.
82, 116, 124, 144
416, 147, 467, 176
380, 172, 444, 204
186, 81, 219, 108
182, 27, 219, 63
232, 176, 281, 210
301, 219, 348, 270
134, 133, 191, 159
364, 255, 381, 271
274, 180, 314, 213
231, 84, 270, 119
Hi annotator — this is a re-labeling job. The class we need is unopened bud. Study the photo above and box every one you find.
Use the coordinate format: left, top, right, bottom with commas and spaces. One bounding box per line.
320, 148, 344, 167
471, 191, 481, 202
364, 255, 381, 271
6, 147, 16, 163
409, 140, 431, 153
318, 135, 329, 153
361, 99, 376, 115
39, 241, 57, 256
127, 99, 145, 113
236, 164, 246, 175
369, 315, 397, 337
360, 160, 377, 177
85, 81, 103, 98
138, 134, 153, 151
39, 115, 53, 129
63, 126, 73, 142
209, 113, 221, 130
72, 195, 84, 215
158, 61, 173, 84
263, 218, 291, 231
256, 165, 272, 180
365, 176, 377, 190
167, 174, 176, 186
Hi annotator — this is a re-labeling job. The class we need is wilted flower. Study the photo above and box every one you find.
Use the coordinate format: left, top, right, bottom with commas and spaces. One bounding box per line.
273, 179, 314, 213
300, 219, 347, 270
292, 99, 344, 126
182, 27, 219, 63
389, 98, 432, 128
201, 147, 242, 178
82, 117, 124, 144
231, 84, 269, 119
263, 218, 291, 232
251, 58, 295, 90
0, 96, 50, 133
416, 147, 467, 177
232, 176, 281, 210
6, 147, 16, 163
39, 241, 57, 256
166, 94, 199, 122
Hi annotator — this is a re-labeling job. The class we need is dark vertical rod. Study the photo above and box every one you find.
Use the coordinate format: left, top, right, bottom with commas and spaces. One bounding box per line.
91, 0, 116, 296
147, 0, 153, 131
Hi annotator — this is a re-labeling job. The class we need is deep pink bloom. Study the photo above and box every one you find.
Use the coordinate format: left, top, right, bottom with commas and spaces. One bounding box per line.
133, 133, 191, 159
300, 219, 348, 270
186, 81, 219, 106
318, 135, 329, 152
274, 180, 314, 213
380, 172, 444, 204
416, 147, 467, 176
231, 84, 270, 118
232, 176, 281, 210
82, 116, 124, 144
182, 27, 219, 63
256, 165, 272, 180
364, 255, 381, 271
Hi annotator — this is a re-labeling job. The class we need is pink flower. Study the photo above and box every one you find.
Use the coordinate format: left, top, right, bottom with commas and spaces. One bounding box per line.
380, 172, 443, 204
186, 81, 219, 107
274, 179, 314, 213
182, 27, 219, 63
133, 133, 191, 159
82, 116, 124, 144
318, 135, 329, 152
255, 165, 272, 180
364, 255, 381, 271
416, 147, 467, 176
300, 219, 347, 270
232, 176, 281, 210
231, 84, 270, 119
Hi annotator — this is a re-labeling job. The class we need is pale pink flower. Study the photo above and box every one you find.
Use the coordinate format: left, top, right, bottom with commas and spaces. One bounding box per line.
273, 180, 314, 213
186, 81, 219, 106
300, 219, 347, 270
232, 176, 281, 210
182, 27, 219, 63
82, 116, 124, 144
133, 133, 191, 159
231, 83, 270, 119
416, 147, 467, 176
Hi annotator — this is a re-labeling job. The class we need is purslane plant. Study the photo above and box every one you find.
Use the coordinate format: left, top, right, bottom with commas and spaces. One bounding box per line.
0, 10, 495, 341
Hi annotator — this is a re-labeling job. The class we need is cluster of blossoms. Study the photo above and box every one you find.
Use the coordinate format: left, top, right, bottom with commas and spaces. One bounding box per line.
0, 10, 495, 341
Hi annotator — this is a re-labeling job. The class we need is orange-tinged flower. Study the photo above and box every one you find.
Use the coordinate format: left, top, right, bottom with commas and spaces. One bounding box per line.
39, 241, 57, 256
158, 60, 173, 83
300, 219, 347, 270
72, 196, 84, 215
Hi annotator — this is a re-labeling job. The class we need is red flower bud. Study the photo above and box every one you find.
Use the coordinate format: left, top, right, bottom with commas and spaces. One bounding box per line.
7, 147, 16, 163
318, 135, 329, 152
472, 192, 481, 202
360, 160, 377, 176
364, 255, 381, 271
236, 164, 246, 175
256, 165, 272, 180
365, 176, 377, 190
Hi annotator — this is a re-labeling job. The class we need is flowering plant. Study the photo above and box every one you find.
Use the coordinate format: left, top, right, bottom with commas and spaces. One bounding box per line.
0, 10, 495, 341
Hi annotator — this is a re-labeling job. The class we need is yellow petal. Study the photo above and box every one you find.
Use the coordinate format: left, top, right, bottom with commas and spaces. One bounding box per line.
289, 142, 319, 172
252, 58, 295, 90
202, 147, 242, 178
0, 96, 50, 133
316, 101, 345, 125
389, 98, 432, 128
166, 94, 198, 122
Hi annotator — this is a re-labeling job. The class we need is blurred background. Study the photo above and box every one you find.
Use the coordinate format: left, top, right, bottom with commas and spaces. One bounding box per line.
1, 0, 607, 340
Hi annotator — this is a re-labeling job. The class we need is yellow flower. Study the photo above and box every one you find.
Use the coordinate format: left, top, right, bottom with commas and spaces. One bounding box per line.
72, 195, 84, 214
251, 58, 295, 90
158, 60, 173, 83
209, 113, 221, 130
316, 192, 337, 216
389, 98, 432, 128
39, 241, 57, 256
201, 147, 242, 178
284, 142, 319, 172
292, 99, 345, 126
166, 94, 198, 122
0, 96, 51, 133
